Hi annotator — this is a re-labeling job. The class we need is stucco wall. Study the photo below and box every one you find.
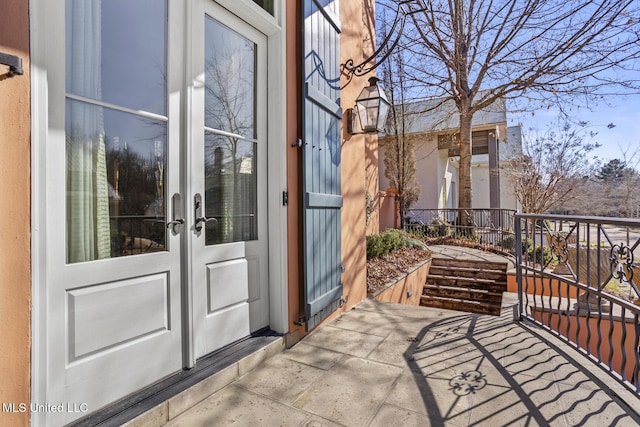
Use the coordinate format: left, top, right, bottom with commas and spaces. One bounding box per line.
500, 173, 519, 210
472, 161, 491, 208
381, 132, 522, 214
379, 134, 443, 211
365, 134, 380, 236
287, 0, 377, 336
0, 0, 31, 425
337, 0, 374, 315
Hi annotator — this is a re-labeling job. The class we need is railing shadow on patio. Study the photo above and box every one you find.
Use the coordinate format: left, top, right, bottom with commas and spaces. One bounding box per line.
515, 213, 640, 398
403, 209, 640, 399
402, 303, 640, 426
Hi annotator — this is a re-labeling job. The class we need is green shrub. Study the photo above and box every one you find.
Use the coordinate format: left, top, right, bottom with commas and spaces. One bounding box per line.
427, 217, 450, 237
522, 239, 552, 265
366, 229, 428, 260
500, 234, 516, 250
405, 225, 426, 237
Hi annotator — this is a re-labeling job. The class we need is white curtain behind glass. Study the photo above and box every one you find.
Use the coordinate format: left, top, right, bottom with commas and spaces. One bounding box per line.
67, 0, 111, 262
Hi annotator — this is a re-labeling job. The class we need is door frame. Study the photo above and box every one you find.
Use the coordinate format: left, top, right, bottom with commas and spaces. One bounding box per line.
30, 0, 288, 424
212, 0, 289, 336
181, 0, 289, 367
187, 0, 270, 361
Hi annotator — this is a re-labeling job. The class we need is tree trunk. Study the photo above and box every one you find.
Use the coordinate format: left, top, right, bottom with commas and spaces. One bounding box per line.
458, 111, 474, 227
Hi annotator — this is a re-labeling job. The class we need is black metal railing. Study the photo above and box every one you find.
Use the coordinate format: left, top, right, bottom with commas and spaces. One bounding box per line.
515, 213, 640, 395
404, 208, 517, 254
110, 215, 166, 256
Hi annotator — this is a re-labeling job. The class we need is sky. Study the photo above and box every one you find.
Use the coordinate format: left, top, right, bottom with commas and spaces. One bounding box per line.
512, 95, 640, 167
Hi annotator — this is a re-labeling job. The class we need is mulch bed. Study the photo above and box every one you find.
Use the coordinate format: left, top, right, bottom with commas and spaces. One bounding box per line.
366, 246, 432, 296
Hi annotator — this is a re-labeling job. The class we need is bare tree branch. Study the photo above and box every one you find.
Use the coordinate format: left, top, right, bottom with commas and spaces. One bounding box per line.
380, 0, 640, 212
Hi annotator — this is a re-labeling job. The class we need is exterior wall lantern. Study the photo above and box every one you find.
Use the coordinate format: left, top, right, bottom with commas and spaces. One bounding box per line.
342, 1, 423, 134
347, 77, 390, 134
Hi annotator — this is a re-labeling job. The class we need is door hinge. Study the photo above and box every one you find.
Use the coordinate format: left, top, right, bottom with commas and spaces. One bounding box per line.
283, 191, 289, 206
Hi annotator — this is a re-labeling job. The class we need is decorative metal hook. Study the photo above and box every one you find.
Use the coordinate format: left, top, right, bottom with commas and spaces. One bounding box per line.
342, 0, 420, 79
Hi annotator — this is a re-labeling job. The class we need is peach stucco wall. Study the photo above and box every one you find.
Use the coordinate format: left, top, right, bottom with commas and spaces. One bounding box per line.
0, 0, 31, 425
288, 0, 378, 335
531, 310, 638, 381
328, 0, 377, 321
371, 258, 431, 305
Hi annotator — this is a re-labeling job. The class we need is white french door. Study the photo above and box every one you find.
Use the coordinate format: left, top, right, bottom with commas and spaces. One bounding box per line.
188, 0, 270, 359
33, 1, 273, 425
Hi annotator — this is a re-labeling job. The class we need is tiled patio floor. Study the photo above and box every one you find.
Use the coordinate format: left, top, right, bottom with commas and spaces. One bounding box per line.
161, 294, 640, 426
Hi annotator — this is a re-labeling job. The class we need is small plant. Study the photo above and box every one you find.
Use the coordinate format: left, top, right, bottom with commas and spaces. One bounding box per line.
365, 191, 376, 226
500, 233, 516, 250
366, 229, 428, 260
428, 217, 450, 237
407, 226, 426, 238
522, 239, 552, 265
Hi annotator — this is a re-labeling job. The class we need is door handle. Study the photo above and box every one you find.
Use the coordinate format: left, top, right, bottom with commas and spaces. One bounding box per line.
167, 193, 185, 234
194, 193, 218, 232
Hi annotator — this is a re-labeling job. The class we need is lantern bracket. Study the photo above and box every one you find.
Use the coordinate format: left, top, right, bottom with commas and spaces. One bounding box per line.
0, 52, 23, 80
342, 0, 423, 80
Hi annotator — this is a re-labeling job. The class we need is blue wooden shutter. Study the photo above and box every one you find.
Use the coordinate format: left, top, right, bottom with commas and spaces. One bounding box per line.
302, 0, 343, 330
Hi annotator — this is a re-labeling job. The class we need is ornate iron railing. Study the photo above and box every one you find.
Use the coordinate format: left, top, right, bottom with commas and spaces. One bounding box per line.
404, 208, 517, 255
515, 213, 640, 395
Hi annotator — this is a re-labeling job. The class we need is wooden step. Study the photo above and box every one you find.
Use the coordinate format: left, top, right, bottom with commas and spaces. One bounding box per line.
431, 257, 508, 272
428, 266, 507, 281
421, 295, 503, 316
422, 284, 503, 303
426, 274, 507, 292
421, 257, 508, 316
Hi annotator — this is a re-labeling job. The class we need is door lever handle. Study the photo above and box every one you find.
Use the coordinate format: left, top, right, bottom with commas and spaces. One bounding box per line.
194, 215, 217, 232
167, 218, 185, 227
168, 193, 185, 234
194, 193, 217, 232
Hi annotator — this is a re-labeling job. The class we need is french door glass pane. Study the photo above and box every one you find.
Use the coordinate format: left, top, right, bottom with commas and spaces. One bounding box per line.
204, 16, 256, 139
204, 133, 257, 245
252, 0, 274, 15
65, 0, 167, 115
204, 16, 258, 246
65, 0, 167, 263
66, 100, 167, 262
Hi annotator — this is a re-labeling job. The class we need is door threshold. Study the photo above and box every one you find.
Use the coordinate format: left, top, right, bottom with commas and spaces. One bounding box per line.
69, 329, 284, 427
